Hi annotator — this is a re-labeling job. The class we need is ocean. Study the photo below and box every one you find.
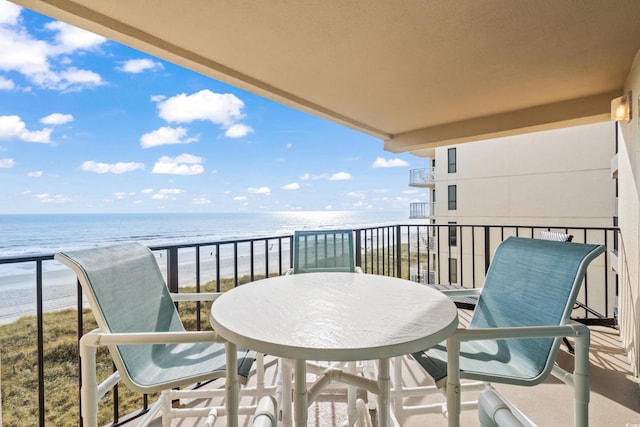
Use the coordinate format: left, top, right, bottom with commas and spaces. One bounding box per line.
0, 210, 410, 257
0, 211, 414, 324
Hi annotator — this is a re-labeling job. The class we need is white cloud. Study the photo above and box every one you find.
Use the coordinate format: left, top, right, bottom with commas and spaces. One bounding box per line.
151, 190, 181, 201
117, 58, 163, 73
27, 170, 42, 177
286, 143, 292, 149
40, 113, 73, 125
152, 153, 204, 175
140, 126, 197, 148
248, 186, 271, 195
372, 157, 409, 168
347, 191, 366, 198
58, 67, 102, 89
329, 172, 352, 181
141, 188, 154, 194
0, 157, 14, 168
281, 182, 300, 190
301, 172, 327, 180
225, 123, 254, 138
324, 205, 333, 210
33, 193, 69, 203
192, 197, 211, 205
80, 160, 144, 174
0, 2, 21, 26
114, 191, 136, 199
0, 10, 106, 91
155, 89, 252, 138
44, 21, 106, 54
158, 188, 184, 195
0, 76, 15, 90
234, 196, 247, 201
353, 201, 373, 209
0, 115, 53, 143
157, 90, 244, 125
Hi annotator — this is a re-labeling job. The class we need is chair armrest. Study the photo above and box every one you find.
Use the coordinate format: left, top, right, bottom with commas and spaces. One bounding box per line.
440, 288, 482, 298
81, 329, 225, 347
452, 322, 589, 343
170, 292, 221, 302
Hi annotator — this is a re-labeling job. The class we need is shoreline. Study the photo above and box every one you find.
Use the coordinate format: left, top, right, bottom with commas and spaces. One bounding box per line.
0, 247, 291, 326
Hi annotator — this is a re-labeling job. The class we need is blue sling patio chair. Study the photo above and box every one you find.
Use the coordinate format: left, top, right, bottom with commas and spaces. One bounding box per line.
290, 229, 363, 274
393, 236, 605, 427
286, 229, 369, 424
55, 242, 271, 427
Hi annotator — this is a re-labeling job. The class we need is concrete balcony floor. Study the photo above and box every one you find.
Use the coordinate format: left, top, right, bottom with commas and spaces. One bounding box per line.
126, 310, 640, 426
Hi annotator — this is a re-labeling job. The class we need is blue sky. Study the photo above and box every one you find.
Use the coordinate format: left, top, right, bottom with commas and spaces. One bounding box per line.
0, 1, 427, 214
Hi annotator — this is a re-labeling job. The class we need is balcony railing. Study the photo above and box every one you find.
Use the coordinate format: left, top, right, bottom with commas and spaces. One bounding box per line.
409, 167, 436, 187
409, 202, 433, 218
0, 223, 618, 426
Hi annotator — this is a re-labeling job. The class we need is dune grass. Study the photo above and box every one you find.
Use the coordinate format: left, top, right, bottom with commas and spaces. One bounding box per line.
0, 275, 258, 426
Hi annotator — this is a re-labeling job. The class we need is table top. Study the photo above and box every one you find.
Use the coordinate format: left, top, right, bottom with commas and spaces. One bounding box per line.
210, 272, 458, 361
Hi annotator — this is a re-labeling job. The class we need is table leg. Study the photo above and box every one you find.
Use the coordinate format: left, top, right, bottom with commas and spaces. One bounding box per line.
294, 359, 308, 426
378, 357, 390, 427
225, 341, 239, 427
281, 359, 293, 427
347, 361, 357, 426
447, 337, 461, 427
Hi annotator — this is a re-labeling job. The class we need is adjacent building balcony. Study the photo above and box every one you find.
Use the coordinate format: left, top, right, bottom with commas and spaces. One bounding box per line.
409, 168, 436, 187
409, 202, 433, 219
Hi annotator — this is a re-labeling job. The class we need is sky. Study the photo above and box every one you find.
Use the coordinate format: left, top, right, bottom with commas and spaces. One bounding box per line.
0, 1, 428, 214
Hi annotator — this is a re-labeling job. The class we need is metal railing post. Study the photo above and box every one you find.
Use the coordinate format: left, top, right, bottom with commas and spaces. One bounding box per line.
167, 247, 179, 293
484, 226, 491, 274
395, 225, 402, 278
355, 229, 362, 268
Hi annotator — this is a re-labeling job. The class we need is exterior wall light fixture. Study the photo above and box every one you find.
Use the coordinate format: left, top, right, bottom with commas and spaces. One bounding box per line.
611, 91, 632, 122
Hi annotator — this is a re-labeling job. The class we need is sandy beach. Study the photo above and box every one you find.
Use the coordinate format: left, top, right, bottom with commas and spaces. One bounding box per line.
0, 245, 291, 325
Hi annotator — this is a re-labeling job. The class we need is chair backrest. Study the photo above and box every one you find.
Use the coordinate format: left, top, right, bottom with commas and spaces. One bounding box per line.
55, 243, 185, 382
539, 230, 573, 242
293, 229, 356, 274
470, 236, 604, 379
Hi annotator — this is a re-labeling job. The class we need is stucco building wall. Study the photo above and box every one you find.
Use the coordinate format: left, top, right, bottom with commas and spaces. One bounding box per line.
618, 48, 640, 375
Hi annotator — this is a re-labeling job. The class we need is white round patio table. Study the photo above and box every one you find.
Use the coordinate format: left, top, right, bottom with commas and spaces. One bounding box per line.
210, 272, 458, 427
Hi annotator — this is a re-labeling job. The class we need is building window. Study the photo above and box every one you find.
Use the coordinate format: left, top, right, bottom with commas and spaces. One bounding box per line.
448, 185, 457, 210
449, 221, 457, 247
449, 258, 458, 284
432, 188, 436, 203
448, 147, 456, 173
613, 216, 618, 254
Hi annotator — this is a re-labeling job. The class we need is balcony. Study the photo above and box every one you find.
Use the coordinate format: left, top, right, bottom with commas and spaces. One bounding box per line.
409, 168, 436, 187
409, 202, 433, 219
0, 223, 626, 426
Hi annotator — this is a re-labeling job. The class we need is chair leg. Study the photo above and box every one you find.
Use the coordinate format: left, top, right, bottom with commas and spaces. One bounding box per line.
161, 390, 172, 426
366, 360, 378, 411
574, 329, 590, 427
79, 338, 99, 427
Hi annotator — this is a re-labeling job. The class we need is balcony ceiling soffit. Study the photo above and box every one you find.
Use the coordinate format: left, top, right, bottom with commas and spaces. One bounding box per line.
12, 0, 640, 153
